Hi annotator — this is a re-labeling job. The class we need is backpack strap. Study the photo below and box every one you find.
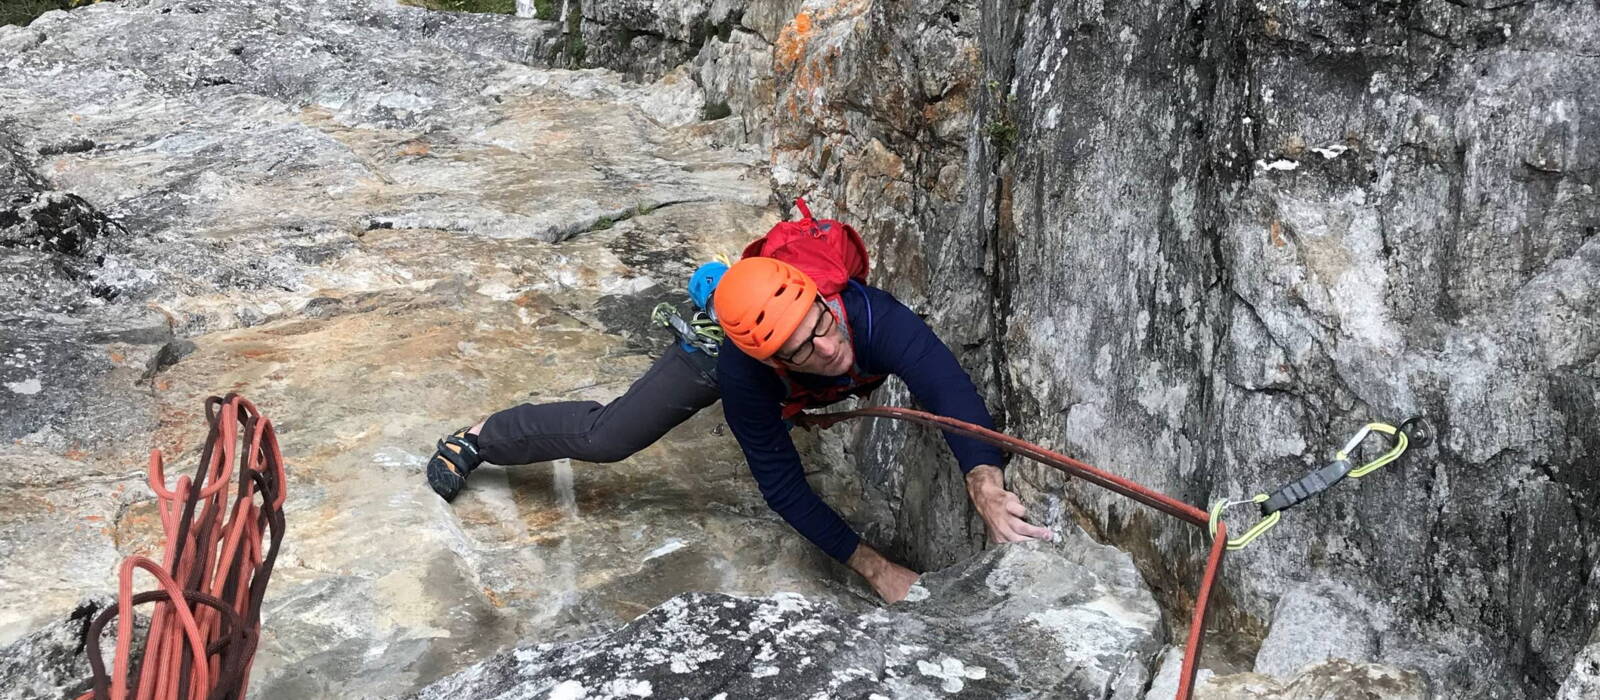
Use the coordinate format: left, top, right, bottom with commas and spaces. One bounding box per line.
846, 279, 872, 351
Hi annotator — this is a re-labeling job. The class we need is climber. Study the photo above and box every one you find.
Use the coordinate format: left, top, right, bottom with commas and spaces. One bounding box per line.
712, 255, 1051, 603
427, 202, 1050, 603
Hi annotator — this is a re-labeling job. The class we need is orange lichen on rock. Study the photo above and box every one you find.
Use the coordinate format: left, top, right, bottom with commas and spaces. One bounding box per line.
775, 12, 814, 73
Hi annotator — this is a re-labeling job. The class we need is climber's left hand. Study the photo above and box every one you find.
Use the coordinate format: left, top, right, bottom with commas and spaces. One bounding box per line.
965, 465, 1054, 543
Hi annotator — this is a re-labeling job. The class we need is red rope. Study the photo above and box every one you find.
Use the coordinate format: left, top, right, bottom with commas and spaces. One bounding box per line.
81, 394, 287, 700
795, 406, 1224, 700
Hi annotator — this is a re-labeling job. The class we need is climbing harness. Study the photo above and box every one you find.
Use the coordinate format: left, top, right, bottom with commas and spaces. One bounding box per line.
79, 394, 287, 700
1207, 416, 1433, 550
652, 301, 724, 356
794, 406, 1428, 700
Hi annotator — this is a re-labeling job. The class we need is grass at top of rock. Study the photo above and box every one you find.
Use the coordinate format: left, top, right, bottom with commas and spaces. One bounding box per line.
399, 0, 517, 14
2, 0, 75, 27
533, 0, 557, 20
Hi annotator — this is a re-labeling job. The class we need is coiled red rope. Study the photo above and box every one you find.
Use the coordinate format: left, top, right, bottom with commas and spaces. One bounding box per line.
79, 394, 287, 700
795, 405, 1226, 700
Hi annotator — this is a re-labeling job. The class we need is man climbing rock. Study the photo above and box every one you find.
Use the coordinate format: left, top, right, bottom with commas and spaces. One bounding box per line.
427, 202, 1049, 603
711, 255, 1051, 602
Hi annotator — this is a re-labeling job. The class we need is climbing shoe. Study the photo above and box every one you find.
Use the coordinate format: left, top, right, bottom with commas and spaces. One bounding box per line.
426, 427, 481, 502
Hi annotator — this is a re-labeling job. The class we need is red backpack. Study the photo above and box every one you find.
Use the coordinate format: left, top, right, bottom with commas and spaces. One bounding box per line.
740, 198, 870, 295
741, 198, 884, 418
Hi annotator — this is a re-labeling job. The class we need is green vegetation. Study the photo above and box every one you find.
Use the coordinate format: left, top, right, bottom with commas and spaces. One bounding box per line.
565, 33, 586, 64
2, 0, 77, 28
562, 0, 584, 64
532, 0, 557, 20
399, 0, 517, 14
984, 80, 1019, 156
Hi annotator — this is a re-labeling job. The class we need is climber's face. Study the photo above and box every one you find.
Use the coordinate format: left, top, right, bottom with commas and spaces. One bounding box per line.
767, 301, 853, 376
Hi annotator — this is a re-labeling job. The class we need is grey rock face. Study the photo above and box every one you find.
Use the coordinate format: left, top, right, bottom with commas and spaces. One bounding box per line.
1145, 646, 1216, 700
0, 597, 149, 700
956, 1, 1600, 695
1202, 660, 1431, 700
1149, 647, 1430, 700
413, 534, 1164, 700
0, 599, 101, 700
636, 0, 1599, 695
1559, 627, 1600, 700
1252, 581, 1379, 678
572, 0, 801, 85
762, 0, 1600, 697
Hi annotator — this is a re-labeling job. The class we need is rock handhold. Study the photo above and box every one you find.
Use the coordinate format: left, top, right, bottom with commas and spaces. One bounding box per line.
412, 532, 1165, 700
1252, 581, 1380, 678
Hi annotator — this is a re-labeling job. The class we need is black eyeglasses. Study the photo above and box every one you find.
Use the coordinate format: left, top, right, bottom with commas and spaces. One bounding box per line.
775, 302, 838, 366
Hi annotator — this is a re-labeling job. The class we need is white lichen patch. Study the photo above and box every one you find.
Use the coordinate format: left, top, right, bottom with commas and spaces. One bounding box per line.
830, 666, 877, 687
4, 377, 42, 395
751, 665, 779, 678
1255, 158, 1299, 172
667, 647, 720, 674
549, 679, 587, 700
915, 657, 986, 693
1311, 144, 1349, 159
597, 678, 652, 697
902, 583, 930, 602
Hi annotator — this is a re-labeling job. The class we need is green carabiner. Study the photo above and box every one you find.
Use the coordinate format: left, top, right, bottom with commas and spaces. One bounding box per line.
1344, 422, 1408, 478
1208, 494, 1281, 550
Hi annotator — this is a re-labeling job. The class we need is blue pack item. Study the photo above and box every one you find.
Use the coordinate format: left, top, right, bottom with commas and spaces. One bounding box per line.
689, 261, 728, 312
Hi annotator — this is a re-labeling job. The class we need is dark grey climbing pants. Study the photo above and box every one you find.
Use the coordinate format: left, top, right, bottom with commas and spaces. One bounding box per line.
475, 343, 721, 465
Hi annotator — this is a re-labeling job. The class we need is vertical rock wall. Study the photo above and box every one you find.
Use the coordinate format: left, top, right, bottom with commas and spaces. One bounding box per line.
611, 0, 1599, 695
951, 0, 1596, 697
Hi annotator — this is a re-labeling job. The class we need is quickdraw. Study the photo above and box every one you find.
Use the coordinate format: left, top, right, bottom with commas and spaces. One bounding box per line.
1208, 416, 1433, 550
797, 406, 1431, 700
652, 302, 723, 356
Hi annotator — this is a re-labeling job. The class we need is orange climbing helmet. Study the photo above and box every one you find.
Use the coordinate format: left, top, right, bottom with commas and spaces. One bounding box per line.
714, 256, 819, 360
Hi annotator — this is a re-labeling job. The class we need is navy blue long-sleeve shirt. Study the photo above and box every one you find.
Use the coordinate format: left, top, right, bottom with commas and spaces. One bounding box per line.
716, 282, 1003, 563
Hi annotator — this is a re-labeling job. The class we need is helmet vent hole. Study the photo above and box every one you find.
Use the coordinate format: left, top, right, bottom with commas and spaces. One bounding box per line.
755, 311, 766, 325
